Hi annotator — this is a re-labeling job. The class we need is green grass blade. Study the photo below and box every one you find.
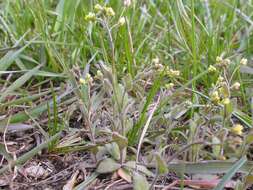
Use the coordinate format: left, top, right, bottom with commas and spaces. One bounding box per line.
0, 143, 13, 162
0, 97, 76, 132
213, 156, 247, 190
53, 0, 65, 32
0, 65, 41, 103
1, 90, 50, 107
128, 72, 164, 145
167, 159, 250, 174
232, 110, 252, 128
74, 172, 99, 190
0, 41, 33, 72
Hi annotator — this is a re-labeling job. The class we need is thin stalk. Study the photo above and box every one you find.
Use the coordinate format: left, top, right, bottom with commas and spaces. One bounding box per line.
98, 18, 126, 136
190, 0, 198, 119
149, 169, 159, 190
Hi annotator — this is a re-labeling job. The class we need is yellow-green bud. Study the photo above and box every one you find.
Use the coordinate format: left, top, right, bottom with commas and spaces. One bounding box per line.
222, 98, 230, 105
94, 4, 104, 12
216, 56, 223, 63
218, 85, 229, 98
167, 69, 180, 77
85, 12, 96, 21
223, 58, 231, 66
85, 73, 93, 84
152, 57, 160, 64
165, 83, 174, 89
231, 124, 243, 135
96, 70, 103, 78
208, 65, 217, 73
79, 78, 86, 85
217, 76, 224, 83
105, 7, 115, 17
154, 63, 163, 70
185, 100, 193, 107
210, 91, 220, 104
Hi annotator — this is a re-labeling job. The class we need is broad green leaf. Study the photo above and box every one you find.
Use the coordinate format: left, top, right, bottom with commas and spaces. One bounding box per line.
96, 158, 121, 174
133, 172, 149, 190
214, 156, 247, 190
105, 143, 120, 161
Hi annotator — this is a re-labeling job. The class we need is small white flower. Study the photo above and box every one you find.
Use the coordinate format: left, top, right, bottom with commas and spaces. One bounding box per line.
95, 4, 103, 12
222, 98, 230, 105
124, 0, 132, 7
85, 12, 96, 21
223, 58, 231, 66
118, 17, 126, 26
152, 57, 160, 64
240, 58, 247, 66
231, 82, 240, 90
96, 70, 103, 79
105, 7, 115, 17
165, 83, 174, 89
79, 78, 86, 85
216, 56, 223, 63
217, 76, 224, 83
231, 124, 243, 135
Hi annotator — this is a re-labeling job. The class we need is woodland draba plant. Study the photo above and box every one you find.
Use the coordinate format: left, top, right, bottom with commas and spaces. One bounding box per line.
81, 4, 251, 183
202, 57, 250, 160
75, 4, 183, 186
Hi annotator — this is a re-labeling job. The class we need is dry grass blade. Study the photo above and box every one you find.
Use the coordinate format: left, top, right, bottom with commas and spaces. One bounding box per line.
136, 95, 160, 168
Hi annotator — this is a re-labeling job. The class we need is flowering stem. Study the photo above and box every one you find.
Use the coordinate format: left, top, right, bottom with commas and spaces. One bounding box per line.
101, 18, 127, 134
